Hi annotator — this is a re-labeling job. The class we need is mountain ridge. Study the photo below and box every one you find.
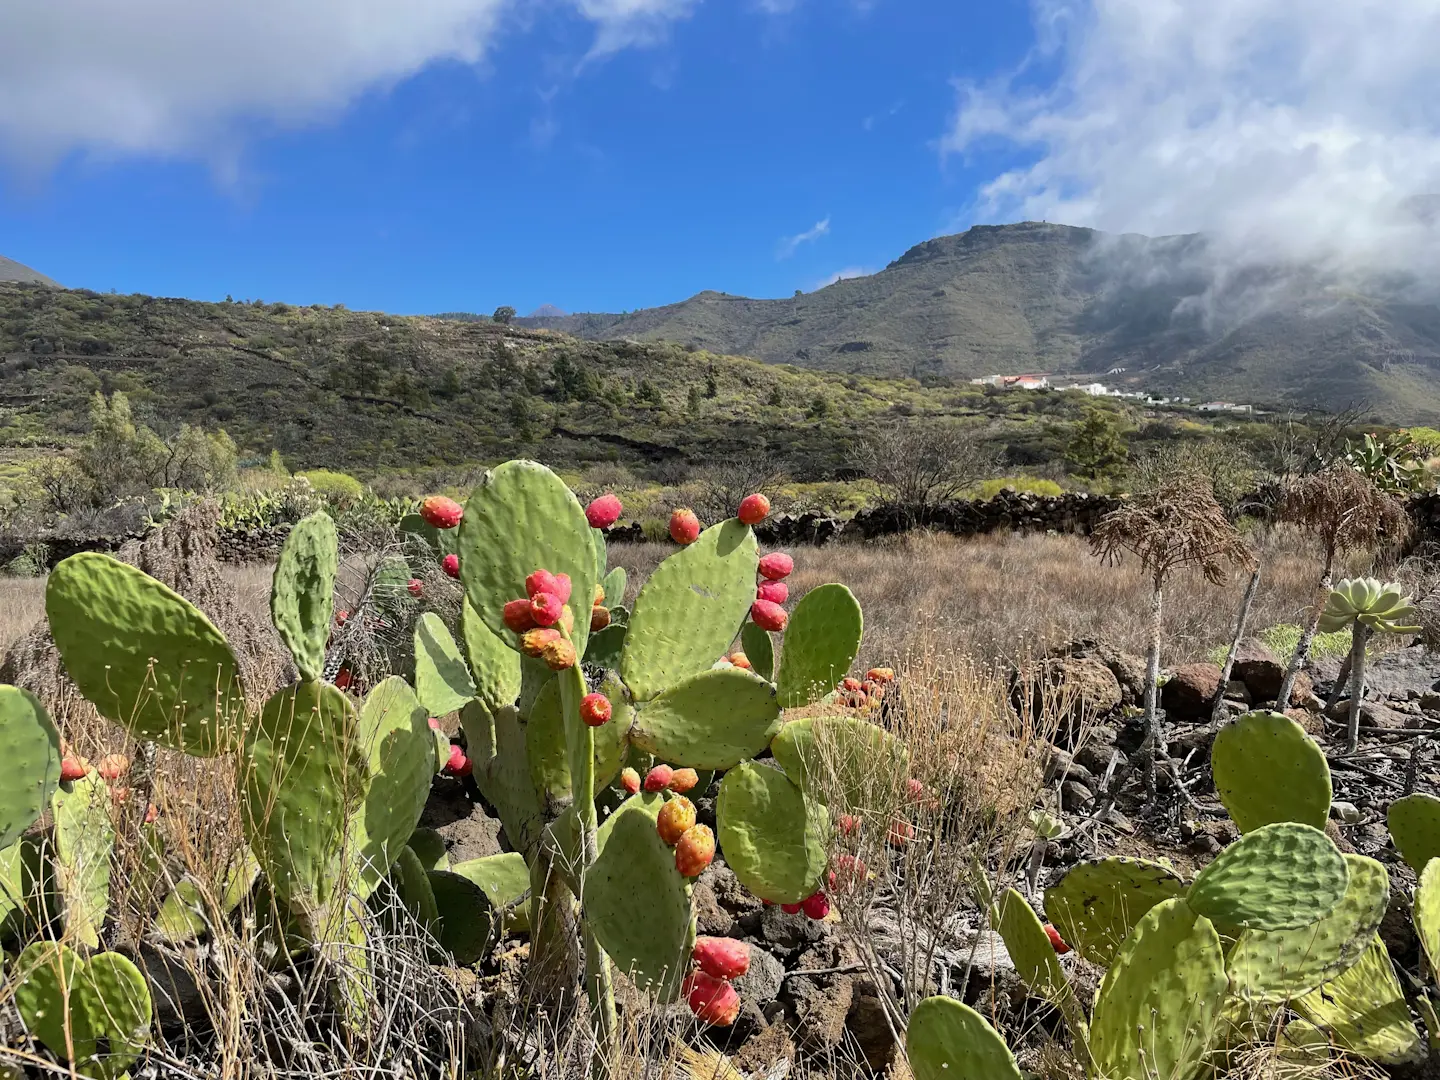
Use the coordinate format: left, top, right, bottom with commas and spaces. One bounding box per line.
0, 255, 58, 288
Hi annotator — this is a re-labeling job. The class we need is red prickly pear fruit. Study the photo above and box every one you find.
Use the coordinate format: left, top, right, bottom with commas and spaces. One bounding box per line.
906, 778, 927, 803
837, 813, 861, 837
60, 756, 89, 782
541, 637, 577, 671
684, 971, 740, 1026
530, 592, 564, 627
503, 599, 537, 633
781, 902, 802, 914
866, 667, 895, 684
586, 493, 624, 529
675, 824, 715, 877
445, 744, 472, 776
669, 768, 699, 794
336, 610, 350, 625
521, 628, 562, 658
657, 796, 697, 845
801, 891, 830, 920
407, 578, 424, 597
861, 680, 880, 696
756, 580, 788, 605
888, 820, 916, 848
841, 677, 863, 692
758, 552, 793, 581
620, 768, 641, 795
427, 717, 442, 730
420, 495, 464, 529
729, 651, 752, 670
644, 764, 674, 792
97, 754, 130, 781
1044, 923, 1071, 954
693, 936, 751, 979
669, 508, 701, 545
144, 803, 158, 825
590, 606, 612, 632
750, 599, 788, 632
334, 668, 353, 690
526, 569, 561, 599
829, 854, 868, 891
552, 573, 573, 604
737, 493, 771, 525
580, 693, 612, 727
441, 554, 460, 579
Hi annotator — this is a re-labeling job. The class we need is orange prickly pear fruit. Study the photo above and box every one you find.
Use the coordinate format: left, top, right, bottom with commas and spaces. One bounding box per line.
729, 651, 752, 670
60, 757, 90, 782
97, 754, 130, 781
669, 768, 699, 793
541, 637, 577, 671
521, 628, 562, 658
591, 606, 611, 632
620, 768, 641, 795
675, 824, 715, 877
657, 796, 697, 845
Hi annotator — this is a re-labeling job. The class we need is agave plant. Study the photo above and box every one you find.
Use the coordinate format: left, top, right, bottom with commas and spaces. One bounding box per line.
1318, 578, 1420, 751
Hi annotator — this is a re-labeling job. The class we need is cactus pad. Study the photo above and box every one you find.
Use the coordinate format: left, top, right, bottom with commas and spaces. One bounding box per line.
622, 519, 758, 700
350, 676, 435, 895
630, 668, 782, 769
47, 552, 246, 756
0, 685, 60, 850
1295, 936, 1424, 1064
270, 510, 338, 681
153, 845, 260, 942
461, 598, 521, 713
1089, 898, 1227, 1080
390, 845, 439, 933
906, 995, 1023, 1080
1387, 793, 1440, 873
769, 715, 909, 810
526, 677, 627, 801
1414, 857, 1440, 985
462, 701, 545, 855
413, 612, 477, 717
602, 566, 627, 608
407, 827, 449, 871
1044, 856, 1186, 967
452, 851, 531, 932
457, 460, 598, 660
992, 888, 1087, 1049
740, 621, 775, 682
427, 869, 495, 965
1211, 711, 1331, 832
14, 942, 153, 1078
775, 583, 863, 708
1228, 854, 1389, 1003
584, 624, 627, 670
243, 681, 369, 913
587, 791, 695, 1001
52, 772, 115, 948
1186, 822, 1348, 930
717, 761, 829, 904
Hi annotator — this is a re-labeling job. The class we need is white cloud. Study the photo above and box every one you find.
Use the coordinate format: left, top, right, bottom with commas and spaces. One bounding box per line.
942, 0, 1440, 273
811, 265, 875, 289
777, 216, 831, 258
0, 0, 695, 167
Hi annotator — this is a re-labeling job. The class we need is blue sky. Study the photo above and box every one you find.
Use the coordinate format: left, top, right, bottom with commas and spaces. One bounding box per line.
0, 1, 1038, 315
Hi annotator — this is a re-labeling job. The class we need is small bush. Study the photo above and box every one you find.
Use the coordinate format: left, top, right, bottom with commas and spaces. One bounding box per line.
298, 469, 365, 505
973, 476, 1065, 500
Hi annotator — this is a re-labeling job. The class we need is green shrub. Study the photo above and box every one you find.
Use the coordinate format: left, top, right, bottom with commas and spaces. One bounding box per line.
1207, 624, 1355, 668
973, 477, 1065, 500
298, 469, 365, 505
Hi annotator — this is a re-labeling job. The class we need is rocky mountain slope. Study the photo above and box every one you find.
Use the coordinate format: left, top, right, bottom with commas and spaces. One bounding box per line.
0, 255, 58, 287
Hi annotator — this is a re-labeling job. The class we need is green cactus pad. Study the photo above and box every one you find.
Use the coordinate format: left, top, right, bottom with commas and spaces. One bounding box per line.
584, 624, 627, 669
1228, 854, 1389, 1003
0, 839, 37, 938
524, 676, 628, 803
399, 512, 458, 558
717, 761, 829, 904
630, 668, 781, 769
1089, 898, 1227, 1080
622, 519, 758, 700
452, 852, 531, 932
740, 621, 775, 681
1044, 856, 1186, 967
1186, 822, 1348, 930
461, 599, 521, 713
47, 552, 246, 756
1414, 857, 1440, 985
461, 701, 545, 855
1295, 936, 1424, 1064
769, 715, 909, 810
457, 459, 598, 661
270, 510, 338, 681
52, 772, 115, 948
992, 888, 1085, 1041
243, 680, 369, 913
350, 677, 435, 895
14, 942, 153, 1078
153, 845, 260, 942
413, 612, 477, 717
906, 995, 1023, 1080
602, 566, 627, 608
407, 827, 449, 871
1387, 793, 1440, 873
775, 583, 864, 708
587, 791, 695, 1001
0, 685, 60, 851
1212, 711, 1331, 832
390, 845, 439, 933
427, 869, 495, 965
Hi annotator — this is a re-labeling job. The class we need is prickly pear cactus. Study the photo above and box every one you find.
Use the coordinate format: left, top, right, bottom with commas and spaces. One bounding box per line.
629, 668, 781, 769
992, 888, 1089, 1056
0, 685, 60, 850
461, 599, 521, 713
153, 846, 260, 942
413, 612, 477, 717
769, 714, 908, 810
774, 583, 863, 708
1089, 898, 1227, 1080
270, 510, 338, 681
407, 827, 449, 871
1387, 793, 1440, 873
1227, 854, 1388, 1003
52, 772, 116, 948
622, 519, 758, 700
1413, 857, 1440, 986
1186, 822, 1348, 930
1295, 936, 1424, 1064
716, 761, 828, 904
452, 851, 531, 932
461, 701, 545, 855
740, 621, 775, 681
349, 676, 435, 895
1211, 711, 1331, 832
47, 552, 246, 756
907, 995, 1023, 1080
388, 844, 439, 934
428, 869, 494, 965
14, 941, 153, 1079
1044, 856, 1186, 967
